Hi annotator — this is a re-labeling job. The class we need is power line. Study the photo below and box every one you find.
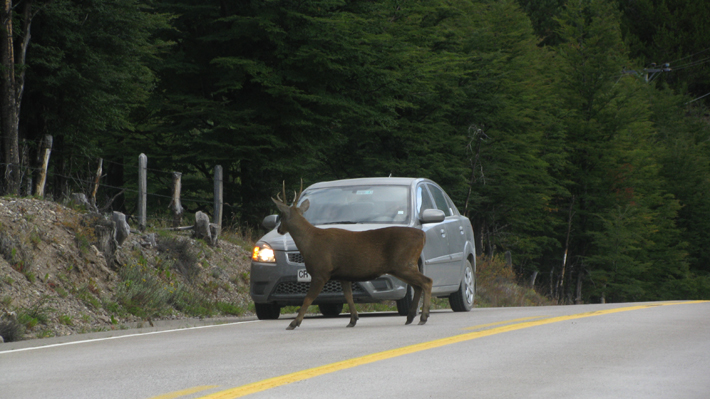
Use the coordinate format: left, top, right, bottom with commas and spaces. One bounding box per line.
672, 56, 710, 71
686, 92, 710, 104
666, 47, 710, 65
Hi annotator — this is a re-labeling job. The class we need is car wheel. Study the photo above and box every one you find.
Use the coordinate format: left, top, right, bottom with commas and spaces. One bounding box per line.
396, 285, 414, 316
449, 259, 475, 312
318, 303, 344, 317
255, 302, 281, 320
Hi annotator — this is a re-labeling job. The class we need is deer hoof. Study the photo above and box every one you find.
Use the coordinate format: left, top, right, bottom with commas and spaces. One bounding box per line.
346, 315, 359, 327
287, 321, 299, 330
418, 320, 427, 325
405, 317, 414, 325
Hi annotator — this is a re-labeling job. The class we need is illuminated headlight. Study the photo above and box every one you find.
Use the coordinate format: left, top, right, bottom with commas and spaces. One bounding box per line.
252, 244, 276, 263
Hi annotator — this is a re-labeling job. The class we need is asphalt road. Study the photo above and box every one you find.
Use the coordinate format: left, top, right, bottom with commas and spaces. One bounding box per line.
1, 301, 709, 399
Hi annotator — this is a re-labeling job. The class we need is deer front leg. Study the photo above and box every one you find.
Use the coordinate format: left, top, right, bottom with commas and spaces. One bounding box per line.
287, 279, 326, 330
340, 280, 359, 327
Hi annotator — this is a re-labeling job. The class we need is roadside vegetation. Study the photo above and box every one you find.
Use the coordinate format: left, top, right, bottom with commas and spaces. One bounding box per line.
0, 198, 254, 342
1, 198, 554, 342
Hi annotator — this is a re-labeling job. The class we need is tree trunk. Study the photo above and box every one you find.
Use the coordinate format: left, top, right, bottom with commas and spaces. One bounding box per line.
1, 0, 19, 194
575, 267, 584, 304
559, 195, 575, 300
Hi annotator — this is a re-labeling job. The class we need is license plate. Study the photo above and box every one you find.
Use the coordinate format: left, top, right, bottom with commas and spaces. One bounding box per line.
297, 269, 312, 282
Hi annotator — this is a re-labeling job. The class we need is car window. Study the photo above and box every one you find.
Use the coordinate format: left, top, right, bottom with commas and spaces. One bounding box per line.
299, 185, 410, 224
416, 185, 435, 215
427, 184, 452, 217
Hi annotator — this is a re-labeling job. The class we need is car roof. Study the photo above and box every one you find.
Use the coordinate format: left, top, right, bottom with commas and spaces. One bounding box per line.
306, 177, 427, 189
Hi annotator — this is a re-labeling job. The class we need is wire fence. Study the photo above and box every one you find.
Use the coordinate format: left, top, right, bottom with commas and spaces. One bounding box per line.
0, 152, 223, 230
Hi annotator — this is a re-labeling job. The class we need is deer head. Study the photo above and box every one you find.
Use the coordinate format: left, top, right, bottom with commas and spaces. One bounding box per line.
271, 180, 309, 235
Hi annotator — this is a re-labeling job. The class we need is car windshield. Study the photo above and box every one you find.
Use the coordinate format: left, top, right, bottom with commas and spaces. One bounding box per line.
299, 185, 410, 225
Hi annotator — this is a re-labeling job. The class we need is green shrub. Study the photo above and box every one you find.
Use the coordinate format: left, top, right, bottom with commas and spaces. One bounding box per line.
475, 255, 553, 307
215, 302, 244, 316
58, 314, 73, 326
156, 236, 200, 280
0, 317, 25, 342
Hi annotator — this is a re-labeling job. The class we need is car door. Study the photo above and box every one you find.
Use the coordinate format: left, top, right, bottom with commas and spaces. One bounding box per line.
416, 184, 451, 289
426, 183, 466, 287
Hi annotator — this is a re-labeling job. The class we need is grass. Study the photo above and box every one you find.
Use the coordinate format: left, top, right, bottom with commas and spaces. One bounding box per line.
0, 317, 24, 342
0, 233, 36, 282
58, 314, 73, 326
475, 255, 555, 307
156, 236, 201, 280
114, 255, 247, 320
9, 296, 53, 338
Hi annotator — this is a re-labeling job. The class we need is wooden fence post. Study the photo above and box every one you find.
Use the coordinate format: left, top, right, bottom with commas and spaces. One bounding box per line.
169, 171, 183, 227
138, 153, 147, 231
34, 135, 52, 197
214, 165, 223, 227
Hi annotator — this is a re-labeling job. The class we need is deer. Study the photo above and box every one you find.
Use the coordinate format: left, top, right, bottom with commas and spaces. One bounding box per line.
271, 181, 433, 330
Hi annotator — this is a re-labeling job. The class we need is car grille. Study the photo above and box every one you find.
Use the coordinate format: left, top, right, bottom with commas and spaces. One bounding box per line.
274, 280, 365, 295
287, 252, 305, 264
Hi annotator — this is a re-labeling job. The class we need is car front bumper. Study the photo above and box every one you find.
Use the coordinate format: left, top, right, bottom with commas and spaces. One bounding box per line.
250, 250, 408, 306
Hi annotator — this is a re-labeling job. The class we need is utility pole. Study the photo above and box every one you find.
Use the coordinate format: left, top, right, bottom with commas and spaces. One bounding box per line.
623, 62, 671, 83
644, 62, 672, 83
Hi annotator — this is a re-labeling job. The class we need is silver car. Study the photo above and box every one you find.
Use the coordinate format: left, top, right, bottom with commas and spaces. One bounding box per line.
250, 177, 476, 319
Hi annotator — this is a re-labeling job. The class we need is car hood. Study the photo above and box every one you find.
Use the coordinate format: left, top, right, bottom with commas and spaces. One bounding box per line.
258, 223, 408, 251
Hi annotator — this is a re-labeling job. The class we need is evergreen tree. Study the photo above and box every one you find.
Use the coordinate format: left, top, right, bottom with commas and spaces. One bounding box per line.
20, 0, 170, 200
550, 0, 686, 302
455, 0, 564, 271
619, 0, 710, 107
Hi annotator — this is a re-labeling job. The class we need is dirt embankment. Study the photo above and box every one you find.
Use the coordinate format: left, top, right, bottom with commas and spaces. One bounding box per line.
0, 197, 253, 341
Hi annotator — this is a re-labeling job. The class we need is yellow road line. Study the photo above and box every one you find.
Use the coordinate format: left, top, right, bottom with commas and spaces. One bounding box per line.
148, 385, 219, 399
464, 316, 548, 330
195, 301, 708, 399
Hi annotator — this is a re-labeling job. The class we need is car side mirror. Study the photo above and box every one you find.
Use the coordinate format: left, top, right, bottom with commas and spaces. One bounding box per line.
420, 209, 445, 224
262, 214, 280, 230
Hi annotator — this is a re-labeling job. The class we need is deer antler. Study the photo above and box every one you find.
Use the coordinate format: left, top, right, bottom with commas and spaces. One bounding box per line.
274, 180, 304, 206
274, 181, 286, 204
292, 178, 304, 205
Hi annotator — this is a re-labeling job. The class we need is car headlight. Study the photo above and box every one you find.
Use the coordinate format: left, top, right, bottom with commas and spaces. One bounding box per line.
252, 244, 276, 263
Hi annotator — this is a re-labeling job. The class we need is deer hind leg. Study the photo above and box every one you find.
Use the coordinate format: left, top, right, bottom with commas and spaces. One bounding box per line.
340, 280, 359, 327
408, 286, 423, 325
287, 278, 326, 330
417, 274, 432, 325
391, 266, 433, 325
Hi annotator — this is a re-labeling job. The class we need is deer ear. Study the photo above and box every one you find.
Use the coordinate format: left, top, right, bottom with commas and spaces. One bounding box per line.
298, 199, 310, 214
272, 197, 291, 216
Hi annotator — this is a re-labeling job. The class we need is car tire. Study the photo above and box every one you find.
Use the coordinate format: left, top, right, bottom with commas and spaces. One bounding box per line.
255, 302, 281, 320
318, 303, 344, 317
449, 259, 475, 312
396, 285, 414, 316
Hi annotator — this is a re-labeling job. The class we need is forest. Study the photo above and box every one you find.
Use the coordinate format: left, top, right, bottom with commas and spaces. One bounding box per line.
0, 0, 709, 304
